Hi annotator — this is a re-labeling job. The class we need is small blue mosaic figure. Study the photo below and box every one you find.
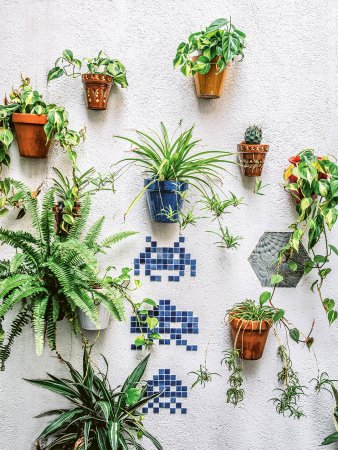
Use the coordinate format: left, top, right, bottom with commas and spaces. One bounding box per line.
143, 369, 188, 415
134, 236, 197, 282
131, 299, 199, 351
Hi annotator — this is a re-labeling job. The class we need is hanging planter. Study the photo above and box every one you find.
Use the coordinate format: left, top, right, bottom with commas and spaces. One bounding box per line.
237, 125, 269, 177
145, 179, 188, 223
229, 315, 271, 360
174, 18, 246, 99
192, 56, 230, 99
48, 49, 128, 111
78, 300, 110, 331
82, 73, 113, 110
12, 113, 51, 158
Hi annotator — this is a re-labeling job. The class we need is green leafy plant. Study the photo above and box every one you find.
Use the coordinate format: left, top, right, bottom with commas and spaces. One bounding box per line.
115, 122, 239, 234
282, 149, 338, 323
0, 76, 85, 168
0, 184, 137, 369
28, 349, 162, 450
52, 166, 117, 234
208, 225, 242, 249
223, 295, 311, 417
253, 178, 268, 195
244, 125, 262, 145
48, 49, 128, 88
173, 18, 246, 76
189, 345, 220, 389
0, 178, 27, 217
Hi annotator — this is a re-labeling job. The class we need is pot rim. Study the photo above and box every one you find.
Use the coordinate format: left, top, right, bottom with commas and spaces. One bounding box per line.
238, 142, 269, 152
82, 73, 113, 84
144, 178, 189, 191
229, 314, 272, 331
12, 112, 48, 125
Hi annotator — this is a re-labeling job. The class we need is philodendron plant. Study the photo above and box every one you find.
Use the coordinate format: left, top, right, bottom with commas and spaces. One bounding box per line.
0, 76, 85, 164
115, 122, 243, 247
28, 350, 163, 450
282, 149, 338, 323
174, 18, 246, 98
0, 184, 138, 369
48, 50, 128, 110
223, 293, 314, 419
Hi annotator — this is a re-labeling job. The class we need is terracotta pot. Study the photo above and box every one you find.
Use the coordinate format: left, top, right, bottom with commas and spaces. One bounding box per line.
74, 437, 84, 450
230, 316, 271, 360
192, 56, 230, 99
237, 143, 269, 177
53, 202, 81, 234
12, 113, 51, 158
82, 73, 113, 110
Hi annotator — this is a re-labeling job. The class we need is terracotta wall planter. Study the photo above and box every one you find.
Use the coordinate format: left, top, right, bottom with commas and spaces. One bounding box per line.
237, 143, 269, 177
82, 73, 113, 110
192, 56, 230, 99
12, 113, 51, 158
230, 316, 271, 360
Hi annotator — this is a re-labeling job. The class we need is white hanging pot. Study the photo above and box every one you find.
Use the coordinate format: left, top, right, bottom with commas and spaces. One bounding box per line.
78, 303, 110, 331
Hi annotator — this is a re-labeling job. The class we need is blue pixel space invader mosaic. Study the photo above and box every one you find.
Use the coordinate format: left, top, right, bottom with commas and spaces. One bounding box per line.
134, 236, 197, 281
143, 369, 188, 415
130, 299, 199, 351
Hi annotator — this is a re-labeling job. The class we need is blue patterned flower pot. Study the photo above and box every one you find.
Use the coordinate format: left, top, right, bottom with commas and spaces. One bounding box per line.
144, 179, 189, 223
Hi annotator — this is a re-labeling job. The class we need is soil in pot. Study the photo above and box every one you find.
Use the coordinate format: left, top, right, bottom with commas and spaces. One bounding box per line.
12, 113, 51, 158
144, 179, 189, 223
230, 316, 271, 360
237, 143, 269, 177
82, 73, 113, 110
192, 56, 230, 99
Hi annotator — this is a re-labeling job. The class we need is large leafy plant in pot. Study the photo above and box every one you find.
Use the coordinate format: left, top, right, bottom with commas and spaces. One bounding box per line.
173, 18, 246, 99
283, 149, 338, 323
48, 50, 128, 110
0, 77, 84, 163
0, 184, 134, 369
115, 122, 233, 224
28, 350, 163, 450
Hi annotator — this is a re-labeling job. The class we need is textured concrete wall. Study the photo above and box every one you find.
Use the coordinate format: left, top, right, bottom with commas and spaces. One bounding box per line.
0, 0, 338, 449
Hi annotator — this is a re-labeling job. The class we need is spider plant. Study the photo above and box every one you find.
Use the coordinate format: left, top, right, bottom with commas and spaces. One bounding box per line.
115, 122, 233, 223
28, 349, 163, 450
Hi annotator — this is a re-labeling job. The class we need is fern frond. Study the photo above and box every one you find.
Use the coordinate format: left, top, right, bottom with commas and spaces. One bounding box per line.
0, 274, 33, 299
9, 254, 26, 274
83, 217, 105, 248
0, 284, 47, 319
97, 290, 125, 321
68, 195, 91, 240
67, 289, 98, 325
53, 240, 97, 269
0, 229, 41, 267
33, 297, 48, 355
0, 305, 31, 371
44, 260, 72, 292
40, 189, 56, 253
100, 231, 138, 249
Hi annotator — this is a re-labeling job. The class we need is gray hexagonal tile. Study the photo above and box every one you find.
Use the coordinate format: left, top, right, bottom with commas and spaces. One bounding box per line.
248, 232, 309, 287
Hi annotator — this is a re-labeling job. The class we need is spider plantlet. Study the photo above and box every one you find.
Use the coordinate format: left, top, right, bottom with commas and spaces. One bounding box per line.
209, 225, 243, 249
188, 363, 220, 389
253, 178, 269, 195
222, 349, 244, 405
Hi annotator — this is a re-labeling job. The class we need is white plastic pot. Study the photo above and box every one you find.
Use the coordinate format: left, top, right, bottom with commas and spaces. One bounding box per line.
78, 304, 110, 331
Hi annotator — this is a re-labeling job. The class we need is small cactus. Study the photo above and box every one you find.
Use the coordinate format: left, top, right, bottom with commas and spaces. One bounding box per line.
244, 125, 262, 145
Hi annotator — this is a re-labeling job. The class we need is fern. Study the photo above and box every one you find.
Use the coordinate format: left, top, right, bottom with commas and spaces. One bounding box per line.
84, 217, 105, 248
100, 231, 138, 249
40, 189, 56, 254
33, 297, 49, 355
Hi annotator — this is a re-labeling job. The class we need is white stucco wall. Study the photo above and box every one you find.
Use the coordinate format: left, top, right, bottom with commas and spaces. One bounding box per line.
0, 1, 338, 449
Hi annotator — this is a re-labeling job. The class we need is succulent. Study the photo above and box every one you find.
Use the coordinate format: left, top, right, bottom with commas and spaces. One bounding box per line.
244, 125, 262, 145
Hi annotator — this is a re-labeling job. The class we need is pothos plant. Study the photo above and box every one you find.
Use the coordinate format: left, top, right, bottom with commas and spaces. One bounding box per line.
173, 18, 246, 76
0, 76, 85, 168
282, 149, 338, 323
47, 49, 128, 88
222, 293, 314, 419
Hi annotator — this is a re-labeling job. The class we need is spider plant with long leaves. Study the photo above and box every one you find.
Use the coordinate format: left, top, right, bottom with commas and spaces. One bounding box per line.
28, 349, 163, 450
115, 122, 233, 223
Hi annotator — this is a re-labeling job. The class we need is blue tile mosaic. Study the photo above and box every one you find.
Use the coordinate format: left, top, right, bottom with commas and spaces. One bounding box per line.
143, 369, 188, 414
130, 299, 199, 351
134, 236, 197, 281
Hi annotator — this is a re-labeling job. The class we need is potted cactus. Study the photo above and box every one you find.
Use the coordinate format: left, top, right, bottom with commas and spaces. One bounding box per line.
48, 49, 128, 110
173, 18, 246, 99
237, 126, 269, 176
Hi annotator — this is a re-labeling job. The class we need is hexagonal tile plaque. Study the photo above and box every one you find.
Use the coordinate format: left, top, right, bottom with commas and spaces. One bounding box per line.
248, 232, 309, 287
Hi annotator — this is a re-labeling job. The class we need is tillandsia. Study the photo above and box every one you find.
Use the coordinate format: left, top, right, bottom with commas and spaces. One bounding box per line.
52, 166, 118, 234
0, 76, 85, 168
281, 149, 338, 323
28, 349, 163, 450
47, 49, 128, 88
223, 294, 313, 416
0, 183, 140, 369
114, 121, 237, 230
173, 18, 246, 76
